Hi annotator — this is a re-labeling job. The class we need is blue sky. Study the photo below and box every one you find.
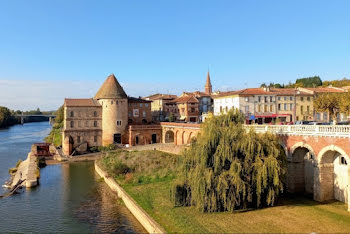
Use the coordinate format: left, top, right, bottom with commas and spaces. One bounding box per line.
0, 0, 349, 110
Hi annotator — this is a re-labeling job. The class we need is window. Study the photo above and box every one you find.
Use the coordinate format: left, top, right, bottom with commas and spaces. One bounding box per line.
301, 97, 304, 101
290, 104, 293, 110
323, 112, 327, 120
94, 111, 97, 117
94, 136, 97, 143
245, 105, 249, 112
245, 97, 249, 102
77, 136, 80, 143
191, 108, 195, 113
145, 103, 149, 107
70, 121, 74, 128
341, 156, 348, 165
116, 101, 119, 104
278, 104, 281, 111
94, 121, 97, 127
140, 103, 143, 107
220, 106, 223, 113
290, 96, 293, 101
143, 111, 146, 117
258, 105, 261, 112
70, 111, 74, 117
258, 96, 261, 102
270, 105, 273, 112
270, 96, 273, 102
264, 105, 268, 112
316, 113, 320, 120
225, 106, 228, 112
278, 97, 281, 101
284, 103, 287, 110
264, 96, 268, 102
116, 120, 122, 126
307, 97, 310, 101
128, 111, 131, 117
284, 96, 287, 101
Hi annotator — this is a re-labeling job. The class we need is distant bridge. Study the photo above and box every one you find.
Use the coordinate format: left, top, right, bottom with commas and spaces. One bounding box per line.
15, 115, 56, 124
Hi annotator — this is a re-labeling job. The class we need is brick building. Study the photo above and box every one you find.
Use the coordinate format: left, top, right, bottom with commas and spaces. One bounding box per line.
62, 74, 161, 155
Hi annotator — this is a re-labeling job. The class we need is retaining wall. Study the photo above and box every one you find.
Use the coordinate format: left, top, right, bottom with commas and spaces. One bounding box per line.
94, 162, 165, 234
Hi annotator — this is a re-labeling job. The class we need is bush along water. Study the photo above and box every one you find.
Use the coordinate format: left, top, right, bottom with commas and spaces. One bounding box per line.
172, 109, 287, 212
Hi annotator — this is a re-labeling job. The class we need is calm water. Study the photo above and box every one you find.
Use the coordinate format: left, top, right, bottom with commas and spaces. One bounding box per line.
0, 122, 145, 233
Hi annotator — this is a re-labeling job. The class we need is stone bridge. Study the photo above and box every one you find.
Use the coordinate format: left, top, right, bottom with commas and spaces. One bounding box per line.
157, 123, 350, 210
160, 122, 201, 145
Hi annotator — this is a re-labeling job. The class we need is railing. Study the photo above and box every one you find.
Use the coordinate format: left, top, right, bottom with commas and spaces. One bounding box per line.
246, 125, 350, 138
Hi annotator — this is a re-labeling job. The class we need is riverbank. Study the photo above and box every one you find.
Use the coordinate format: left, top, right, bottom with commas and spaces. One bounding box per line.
96, 149, 350, 233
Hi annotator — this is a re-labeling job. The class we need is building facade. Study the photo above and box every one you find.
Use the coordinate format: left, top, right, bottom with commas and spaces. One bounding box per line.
62, 74, 160, 155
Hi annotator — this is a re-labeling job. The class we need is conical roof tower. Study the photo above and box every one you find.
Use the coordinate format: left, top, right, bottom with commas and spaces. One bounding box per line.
95, 74, 127, 99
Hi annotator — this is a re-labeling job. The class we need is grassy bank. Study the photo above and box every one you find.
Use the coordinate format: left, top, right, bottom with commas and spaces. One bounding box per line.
98, 150, 350, 233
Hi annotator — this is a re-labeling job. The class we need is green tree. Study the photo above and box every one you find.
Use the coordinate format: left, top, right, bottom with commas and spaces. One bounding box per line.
314, 93, 342, 124
295, 76, 322, 87
45, 105, 64, 146
0, 106, 18, 128
173, 109, 287, 212
340, 92, 350, 117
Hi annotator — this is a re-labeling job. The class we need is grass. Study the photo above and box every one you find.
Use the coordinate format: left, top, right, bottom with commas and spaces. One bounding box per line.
97, 150, 350, 233
125, 180, 350, 233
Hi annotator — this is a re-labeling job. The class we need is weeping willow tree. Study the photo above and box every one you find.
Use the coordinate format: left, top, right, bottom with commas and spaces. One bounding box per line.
172, 109, 287, 212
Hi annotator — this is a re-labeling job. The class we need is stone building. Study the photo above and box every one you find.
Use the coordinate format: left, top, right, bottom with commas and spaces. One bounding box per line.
144, 94, 177, 122
62, 74, 160, 155
165, 95, 200, 122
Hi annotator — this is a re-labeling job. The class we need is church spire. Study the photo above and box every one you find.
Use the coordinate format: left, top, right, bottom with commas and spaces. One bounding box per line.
205, 70, 212, 94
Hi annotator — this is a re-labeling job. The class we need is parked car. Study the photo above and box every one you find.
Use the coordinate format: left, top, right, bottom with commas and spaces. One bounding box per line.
337, 121, 350, 125
294, 121, 310, 125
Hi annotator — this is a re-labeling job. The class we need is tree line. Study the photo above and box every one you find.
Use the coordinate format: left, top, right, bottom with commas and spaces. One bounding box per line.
261, 76, 350, 89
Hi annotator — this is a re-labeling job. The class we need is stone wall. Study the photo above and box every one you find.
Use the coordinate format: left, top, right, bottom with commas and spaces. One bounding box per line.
95, 162, 165, 234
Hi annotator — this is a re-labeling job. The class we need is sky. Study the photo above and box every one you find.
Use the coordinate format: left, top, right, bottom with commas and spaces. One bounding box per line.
0, 0, 349, 110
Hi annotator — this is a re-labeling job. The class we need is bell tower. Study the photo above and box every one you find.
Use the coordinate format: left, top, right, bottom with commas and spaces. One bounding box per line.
205, 71, 212, 94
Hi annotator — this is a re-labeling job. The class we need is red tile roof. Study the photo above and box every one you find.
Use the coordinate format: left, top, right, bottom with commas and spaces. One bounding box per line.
145, 93, 177, 100
64, 98, 101, 107
169, 95, 199, 103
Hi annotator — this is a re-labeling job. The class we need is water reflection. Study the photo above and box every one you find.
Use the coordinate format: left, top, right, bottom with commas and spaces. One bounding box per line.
0, 122, 145, 233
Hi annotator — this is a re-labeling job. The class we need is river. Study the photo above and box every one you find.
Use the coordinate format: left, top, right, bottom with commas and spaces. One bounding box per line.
0, 122, 145, 233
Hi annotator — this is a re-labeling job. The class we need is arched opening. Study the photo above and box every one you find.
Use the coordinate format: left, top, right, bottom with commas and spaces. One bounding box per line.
165, 131, 174, 143
181, 131, 185, 145
317, 147, 349, 203
288, 146, 314, 195
128, 119, 133, 124
142, 119, 147, 124
135, 136, 139, 145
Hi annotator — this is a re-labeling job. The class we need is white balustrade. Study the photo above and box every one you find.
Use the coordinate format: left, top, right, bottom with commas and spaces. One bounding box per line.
245, 124, 350, 138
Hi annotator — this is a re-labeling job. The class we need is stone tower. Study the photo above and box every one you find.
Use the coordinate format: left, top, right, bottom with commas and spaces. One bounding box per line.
94, 74, 128, 146
205, 71, 212, 94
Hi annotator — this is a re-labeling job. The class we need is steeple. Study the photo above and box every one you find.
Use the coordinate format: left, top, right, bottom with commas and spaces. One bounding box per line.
94, 74, 127, 99
205, 70, 212, 94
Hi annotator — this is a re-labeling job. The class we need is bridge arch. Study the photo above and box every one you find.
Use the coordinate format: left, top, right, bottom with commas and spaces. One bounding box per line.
287, 142, 315, 194
164, 130, 175, 143
315, 145, 350, 205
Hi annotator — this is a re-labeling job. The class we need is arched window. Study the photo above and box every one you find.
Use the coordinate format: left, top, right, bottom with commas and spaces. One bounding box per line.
94, 111, 97, 117
70, 111, 74, 117
94, 121, 97, 127
70, 121, 74, 128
